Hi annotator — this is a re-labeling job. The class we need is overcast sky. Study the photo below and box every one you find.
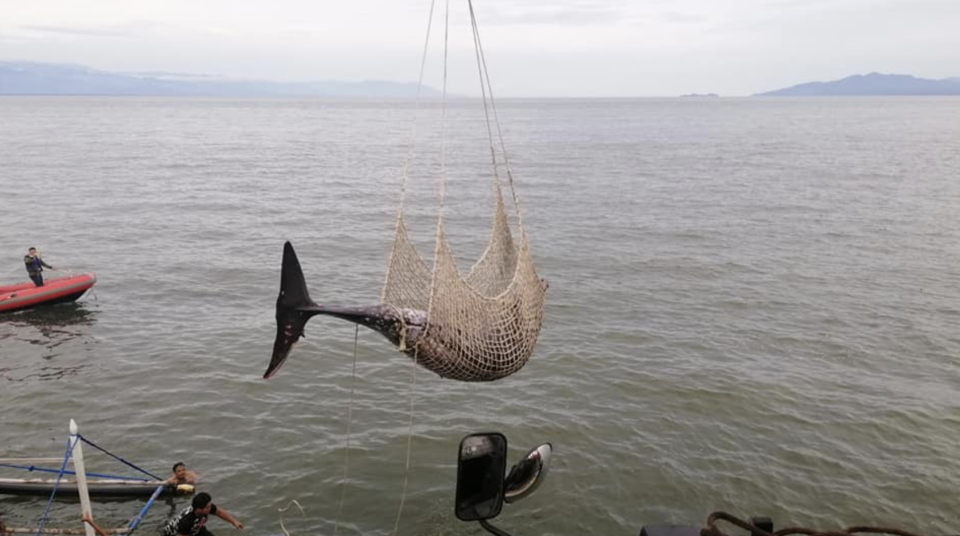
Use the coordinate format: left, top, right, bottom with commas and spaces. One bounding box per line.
1, 0, 958, 97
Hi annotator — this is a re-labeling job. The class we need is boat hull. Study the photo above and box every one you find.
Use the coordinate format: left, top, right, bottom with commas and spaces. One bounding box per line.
0, 274, 96, 313
0, 477, 190, 498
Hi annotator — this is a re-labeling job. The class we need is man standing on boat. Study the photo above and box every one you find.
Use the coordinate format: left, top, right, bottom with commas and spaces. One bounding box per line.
161, 492, 243, 536
24, 247, 54, 287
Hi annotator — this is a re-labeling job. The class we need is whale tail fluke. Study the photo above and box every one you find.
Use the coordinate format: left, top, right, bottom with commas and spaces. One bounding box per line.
264, 241, 324, 379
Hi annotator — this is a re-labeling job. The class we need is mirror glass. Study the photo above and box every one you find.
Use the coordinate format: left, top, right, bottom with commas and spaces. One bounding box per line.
455, 433, 507, 521
504, 443, 551, 503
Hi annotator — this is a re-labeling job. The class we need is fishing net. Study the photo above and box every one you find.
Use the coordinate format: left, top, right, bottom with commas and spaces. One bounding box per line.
378, 1, 547, 383
382, 194, 546, 382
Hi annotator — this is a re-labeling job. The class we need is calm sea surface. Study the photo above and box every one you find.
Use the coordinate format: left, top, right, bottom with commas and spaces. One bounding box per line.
1, 97, 959, 535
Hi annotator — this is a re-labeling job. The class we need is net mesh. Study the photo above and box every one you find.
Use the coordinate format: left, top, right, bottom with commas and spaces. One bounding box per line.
381, 185, 546, 382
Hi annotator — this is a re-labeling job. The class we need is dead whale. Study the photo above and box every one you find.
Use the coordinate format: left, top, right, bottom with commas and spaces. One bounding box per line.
264, 241, 542, 382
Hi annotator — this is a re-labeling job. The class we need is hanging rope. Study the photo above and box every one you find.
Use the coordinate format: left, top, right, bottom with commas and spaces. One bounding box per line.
391, 334, 421, 536
436, 0, 450, 219
35, 438, 76, 536
467, 0, 503, 190
701, 511, 925, 536
333, 326, 361, 536
0, 463, 150, 481
77, 435, 163, 481
380, 0, 548, 383
467, 0, 526, 229
391, 0, 438, 221
385, 0, 444, 528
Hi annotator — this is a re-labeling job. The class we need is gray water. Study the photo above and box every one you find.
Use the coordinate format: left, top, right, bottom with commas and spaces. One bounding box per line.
1, 97, 959, 535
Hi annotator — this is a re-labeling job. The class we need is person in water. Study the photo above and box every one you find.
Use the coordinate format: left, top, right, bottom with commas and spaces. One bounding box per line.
166, 462, 200, 485
161, 492, 243, 536
24, 247, 54, 287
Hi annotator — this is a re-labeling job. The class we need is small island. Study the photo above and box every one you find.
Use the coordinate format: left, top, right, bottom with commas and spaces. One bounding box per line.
680, 93, 719, 98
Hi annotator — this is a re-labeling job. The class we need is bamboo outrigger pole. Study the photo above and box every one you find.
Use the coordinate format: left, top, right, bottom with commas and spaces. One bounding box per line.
68, 420, 95, 536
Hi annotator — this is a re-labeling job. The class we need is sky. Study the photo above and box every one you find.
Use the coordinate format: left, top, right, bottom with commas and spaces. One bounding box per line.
0, 0, 958, 97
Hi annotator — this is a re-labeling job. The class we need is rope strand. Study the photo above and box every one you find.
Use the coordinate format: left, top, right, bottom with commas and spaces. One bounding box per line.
382, 0, 439, 303
391, 341, 420, 536
78, 435, 162, 480
468, 0, 527, 233
0, 463, 150, 481
278, 500, 305, 536
467, 0, 501, 189
333, 326, 361, 536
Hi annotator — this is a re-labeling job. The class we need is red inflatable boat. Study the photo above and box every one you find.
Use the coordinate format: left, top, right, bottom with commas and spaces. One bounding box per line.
0, 273, 97, 313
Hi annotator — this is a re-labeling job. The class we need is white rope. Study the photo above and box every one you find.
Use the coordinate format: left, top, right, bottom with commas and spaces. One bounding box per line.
393, 1, 449, 530
438, 0, 450, 217
387, 1, 440, 530
467, 0, 527, 233
426, 0, 451, 318
398, 0, 439, 211
391, 338, 420, 535
382, 0, 439, 302
277, 500, 305, 536
467, 0, 502, 191
333, 326, 360, 536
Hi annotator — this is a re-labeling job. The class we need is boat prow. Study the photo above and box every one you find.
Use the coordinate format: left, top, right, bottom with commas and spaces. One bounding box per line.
0, 273, 97, 313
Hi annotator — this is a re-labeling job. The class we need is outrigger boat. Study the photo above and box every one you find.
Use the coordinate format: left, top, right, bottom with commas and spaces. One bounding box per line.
0, 420, 192, 536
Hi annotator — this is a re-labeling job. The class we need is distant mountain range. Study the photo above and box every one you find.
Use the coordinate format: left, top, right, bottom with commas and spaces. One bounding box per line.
755, 72, 960, 96
0, 61, 443, 97
5, 62, 959, 98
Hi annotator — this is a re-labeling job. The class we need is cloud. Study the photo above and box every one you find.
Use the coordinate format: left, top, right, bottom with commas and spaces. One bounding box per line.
769, 0, 837, 8
477, 2, 626, 26
472, 2, 710, 29
16, 21, 164, 38
659, 11, 709, 24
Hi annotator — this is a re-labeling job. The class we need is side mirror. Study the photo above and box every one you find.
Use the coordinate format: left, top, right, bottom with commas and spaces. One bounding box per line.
504, 443, 552, 503
455, 433, 508, 522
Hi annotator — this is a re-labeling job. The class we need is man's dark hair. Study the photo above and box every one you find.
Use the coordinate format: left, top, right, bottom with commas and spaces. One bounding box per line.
28, 247, 36, 252
192, 492, 212, 510
172, 462, 186, 472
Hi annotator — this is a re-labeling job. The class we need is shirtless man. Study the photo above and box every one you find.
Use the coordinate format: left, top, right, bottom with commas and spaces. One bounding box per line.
166, 462, 199, 485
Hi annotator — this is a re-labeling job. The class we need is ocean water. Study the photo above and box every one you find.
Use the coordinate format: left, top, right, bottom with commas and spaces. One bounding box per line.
1, 96, 959, 535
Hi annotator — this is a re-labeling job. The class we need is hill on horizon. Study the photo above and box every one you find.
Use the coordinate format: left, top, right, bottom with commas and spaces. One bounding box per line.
0, 61, 445, 98
755, 72, 960, 96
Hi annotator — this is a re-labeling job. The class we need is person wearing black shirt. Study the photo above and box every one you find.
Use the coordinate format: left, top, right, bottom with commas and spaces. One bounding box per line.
24, 247, 54, 287
161, 492, 243, 536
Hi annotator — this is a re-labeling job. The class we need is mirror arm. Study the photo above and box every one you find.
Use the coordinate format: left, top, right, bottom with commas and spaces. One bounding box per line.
479, 519, 514, 536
